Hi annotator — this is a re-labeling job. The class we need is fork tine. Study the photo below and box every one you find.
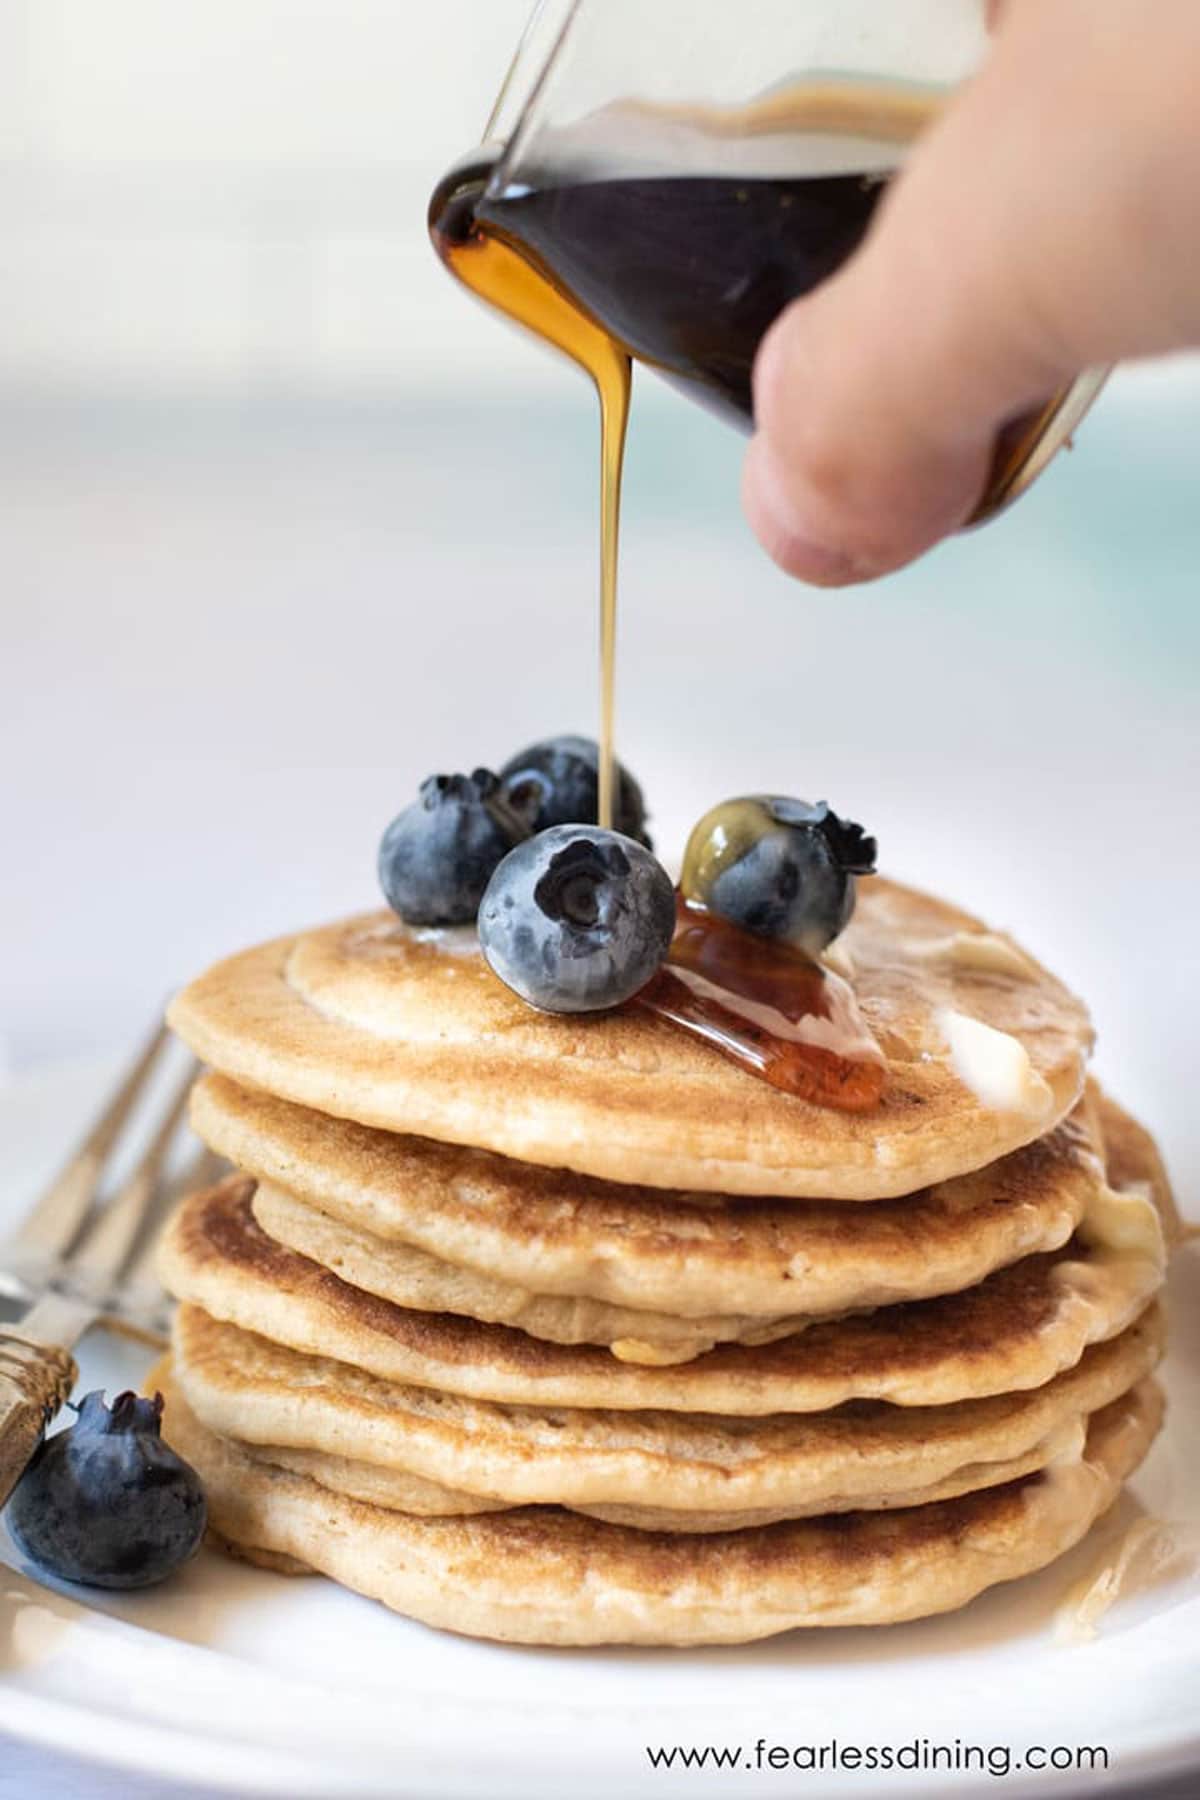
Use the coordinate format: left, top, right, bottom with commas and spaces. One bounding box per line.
117, 1142, 225, 1303
5, 1020, 171, 1264
65, 1057, 198, 1303
167, 1143, 227, 1205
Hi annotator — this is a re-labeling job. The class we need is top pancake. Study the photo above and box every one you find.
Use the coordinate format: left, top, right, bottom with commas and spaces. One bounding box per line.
168, 878, 1092, 1197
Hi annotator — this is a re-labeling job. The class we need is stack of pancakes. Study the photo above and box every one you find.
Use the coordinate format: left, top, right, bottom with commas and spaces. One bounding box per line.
159, 877, 1175, 1645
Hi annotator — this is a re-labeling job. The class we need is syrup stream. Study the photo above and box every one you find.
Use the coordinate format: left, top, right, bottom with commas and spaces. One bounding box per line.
429, 158, 628, 829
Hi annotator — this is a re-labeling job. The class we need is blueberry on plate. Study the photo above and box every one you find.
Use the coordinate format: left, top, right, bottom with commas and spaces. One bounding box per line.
5, 1390, 206, 1590
378, 769, 531, 926
680, 796, 876, 956
478, 825, 676, 1012
499, 735, 652, 845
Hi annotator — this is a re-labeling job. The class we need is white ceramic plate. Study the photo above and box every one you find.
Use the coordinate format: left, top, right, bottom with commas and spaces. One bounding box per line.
1, 1054, 1198, 1799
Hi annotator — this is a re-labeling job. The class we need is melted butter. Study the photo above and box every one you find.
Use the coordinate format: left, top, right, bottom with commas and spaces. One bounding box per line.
1046, 1255, 1163, 1349
1046, 1170, 1167, 1339
1055, 1516, 1200, 1643
937, 1007, 1053, 1114
1043, 1174, 1167, 1361
1080, 1180, 1167, 1269
346, 919, 482, 964
917, 930, 1037, 979
408, 923, 482, 960
611, 1337, 704, 1366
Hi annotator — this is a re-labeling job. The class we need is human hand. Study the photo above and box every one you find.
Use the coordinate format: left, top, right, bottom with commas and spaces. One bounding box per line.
743, 0, 1200, 584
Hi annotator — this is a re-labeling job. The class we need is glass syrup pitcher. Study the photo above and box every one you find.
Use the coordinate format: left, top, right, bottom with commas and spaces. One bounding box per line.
430, 0, 1106, 521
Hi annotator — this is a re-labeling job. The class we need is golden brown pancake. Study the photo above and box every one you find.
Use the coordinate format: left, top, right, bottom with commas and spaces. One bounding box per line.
247, 1436, 1081, 1533
167, 880, 1092, 1196
193, 1072, 1112, 1344
158, 1178, 1164, 1414
250, 1182, 806, 1364
252, 1444, 506, 1518
158, 1370, 1163, 1645
170, 1301, 1163, 1517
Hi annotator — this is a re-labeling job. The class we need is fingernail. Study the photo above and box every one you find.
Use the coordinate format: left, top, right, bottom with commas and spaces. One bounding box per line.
743, 436, 871, 586
778, 538, 866, 586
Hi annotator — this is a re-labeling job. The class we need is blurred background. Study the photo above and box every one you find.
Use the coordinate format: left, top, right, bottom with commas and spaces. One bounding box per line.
1, 0, 1198, 1203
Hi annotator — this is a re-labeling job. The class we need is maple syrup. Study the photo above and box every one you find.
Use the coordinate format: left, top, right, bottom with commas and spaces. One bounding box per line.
637, 895, 886, 1108
471, 167, 887, 428
429, 153, 630, 832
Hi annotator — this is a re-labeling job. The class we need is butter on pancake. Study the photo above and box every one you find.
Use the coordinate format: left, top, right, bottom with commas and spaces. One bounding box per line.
937, 1008, 1053, 1115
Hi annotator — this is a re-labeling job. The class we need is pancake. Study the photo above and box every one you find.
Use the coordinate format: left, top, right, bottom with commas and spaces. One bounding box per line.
167, 880, 1093, 1197
158, 1177, 1165, 1415
257, 1428, 1086, 1533
252, 1181, 807, 1364
255, 1444, 506, 1518
158, 1371, 1163, 1645
170, 1301, 1163, 1517
194, 1071, 1111, 1339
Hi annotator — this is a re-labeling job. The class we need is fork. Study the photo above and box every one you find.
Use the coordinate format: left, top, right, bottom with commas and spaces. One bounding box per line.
0, 1022, 217, 1512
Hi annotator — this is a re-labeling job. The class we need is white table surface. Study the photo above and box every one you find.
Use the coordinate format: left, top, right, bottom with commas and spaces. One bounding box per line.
1, 367, 1198, 1793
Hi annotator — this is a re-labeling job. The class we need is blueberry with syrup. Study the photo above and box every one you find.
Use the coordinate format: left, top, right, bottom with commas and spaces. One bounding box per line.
679, 796, 876, 955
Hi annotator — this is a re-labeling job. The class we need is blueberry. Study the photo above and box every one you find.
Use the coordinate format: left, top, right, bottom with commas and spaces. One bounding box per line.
5, 1390, 206, 1590
680, 796, 877, 955
378, 769, 531, 926
478, 825, 676, 1012
499, 735, 651, 845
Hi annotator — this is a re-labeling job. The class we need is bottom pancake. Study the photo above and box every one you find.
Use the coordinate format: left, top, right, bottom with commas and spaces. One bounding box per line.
158, 1369, 1162, 1646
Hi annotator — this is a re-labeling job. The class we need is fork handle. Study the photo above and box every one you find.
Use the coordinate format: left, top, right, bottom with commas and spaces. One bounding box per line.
0, 1330, 77, 1512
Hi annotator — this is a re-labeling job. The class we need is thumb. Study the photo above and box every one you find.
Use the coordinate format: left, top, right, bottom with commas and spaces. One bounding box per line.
742, 0, 1200, 585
